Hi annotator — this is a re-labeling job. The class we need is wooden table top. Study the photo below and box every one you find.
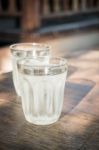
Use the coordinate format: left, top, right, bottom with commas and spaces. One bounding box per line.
0, 70, 99, 150
0, 33, 99, 149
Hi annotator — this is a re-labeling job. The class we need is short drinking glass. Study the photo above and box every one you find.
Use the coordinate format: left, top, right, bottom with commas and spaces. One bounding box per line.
10, 43, 50, 96
17, 57, 68, 125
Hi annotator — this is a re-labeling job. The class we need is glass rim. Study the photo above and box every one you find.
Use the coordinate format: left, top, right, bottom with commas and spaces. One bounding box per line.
10, 42, 51, 52
17, 56, 68, 69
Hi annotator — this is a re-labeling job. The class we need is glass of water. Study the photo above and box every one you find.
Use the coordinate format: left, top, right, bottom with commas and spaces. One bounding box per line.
17, 57, 68, 125
10, 43, 50, 96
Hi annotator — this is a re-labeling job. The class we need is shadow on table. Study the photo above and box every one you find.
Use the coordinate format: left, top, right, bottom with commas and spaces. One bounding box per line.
0, 72, 97, 150
0, 98, 98, 150
0, 64, 77, 101
0, 72, 16, 100
62, 78, 95, 116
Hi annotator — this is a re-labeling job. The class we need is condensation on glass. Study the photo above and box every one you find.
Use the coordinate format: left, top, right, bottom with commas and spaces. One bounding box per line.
10, 43, 50, 96
17, 57, 68, 125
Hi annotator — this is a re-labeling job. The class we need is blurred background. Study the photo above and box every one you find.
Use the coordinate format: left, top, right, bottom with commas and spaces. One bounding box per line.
0, 0, 99, 73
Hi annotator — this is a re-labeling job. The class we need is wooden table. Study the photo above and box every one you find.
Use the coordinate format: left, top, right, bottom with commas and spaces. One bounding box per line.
0, 69, 99, 150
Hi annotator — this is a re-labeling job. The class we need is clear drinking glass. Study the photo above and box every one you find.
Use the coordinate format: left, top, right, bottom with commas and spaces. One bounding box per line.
10, 43, 50, 96
17, 57, 68, 125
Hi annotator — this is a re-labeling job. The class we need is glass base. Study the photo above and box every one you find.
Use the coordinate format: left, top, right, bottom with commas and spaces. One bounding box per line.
25, 115, 60, 125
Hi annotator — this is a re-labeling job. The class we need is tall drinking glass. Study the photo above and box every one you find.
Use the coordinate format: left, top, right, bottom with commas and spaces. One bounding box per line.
10, 43, 50, 96
17, 57, 68, 125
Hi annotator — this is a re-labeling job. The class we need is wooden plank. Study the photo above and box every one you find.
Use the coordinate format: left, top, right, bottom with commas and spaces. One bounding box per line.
54, 0, 60, 12
64, 0, 70, 10
73, 0, 79, 11
86, 0, 94, 9
43, 0, 50, 14
1, 100, 99, 150
0, 12, 21, 17
8, 0, 17, 13
21, 0, 40, 31
82, 0, 86, 10
80, 129, 99, 150
90, 0, 94, 8
0, 73, 97, 150
41, 8, 99, 19
97, 0, 99, 8
0, 0, 2, 12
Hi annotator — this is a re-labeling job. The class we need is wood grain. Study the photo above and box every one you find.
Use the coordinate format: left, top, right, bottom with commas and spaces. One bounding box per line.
0, 72, 98, 150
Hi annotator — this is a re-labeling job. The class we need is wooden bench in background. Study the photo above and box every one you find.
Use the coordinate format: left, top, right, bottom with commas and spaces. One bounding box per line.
0, 0, 99, 42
